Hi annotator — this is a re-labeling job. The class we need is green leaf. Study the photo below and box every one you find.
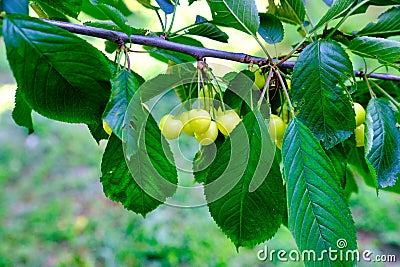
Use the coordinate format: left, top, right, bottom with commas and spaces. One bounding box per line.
193, 135, 225, 184
101, 131, 177, 216
122, 92, 178, 211
344, 167, 358, 199
185, 15, 229, 43
138, 63, 197, 102
35, 0, 82, 18
95, 3, 132, 35
205, 112, 284, 248
4, 14, 111, 124
33, 1, 69, 21
365, 98, 400, 188
83, 21, 147, 35
291, 40, 355, 148
368, 0, 400, 5
145, 36, 203, 63
188, 0, 197, 5
267, 0, 305, 26
223, 70, 254, 112
322, 0, 333, 6
348, 36, 400, 65
12, 87, 34, 134
312, 0, 356, 32
282, 118, 357, 267
357, 7, 400, 37
87, 120, 109, 143
205, 0, 260, 35
135, 0, 158, 10
258, 13, 284, 44
102, 70, 142, 140
82, 0, 131, 20
325, 144, 347, 188
155, 0, 174, 14
3, 0, 28, 14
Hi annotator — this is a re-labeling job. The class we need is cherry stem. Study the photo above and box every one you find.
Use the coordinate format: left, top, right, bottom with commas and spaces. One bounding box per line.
257, 68, 273, 109
275, 69, 295, 117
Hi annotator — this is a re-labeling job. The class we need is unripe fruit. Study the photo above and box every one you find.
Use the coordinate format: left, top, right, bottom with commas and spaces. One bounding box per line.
180, 111, 195, 136
353, 102, 366, 127
216, 110, 241, 136
102, 120, 112, 135
355, 124, 365, 147
159, 114, 174, 130
195, 121, 218, 146
269, 114, 286, 141
160, 114, 183, 140
188, 109, 211, 134
254, 69, 266, 89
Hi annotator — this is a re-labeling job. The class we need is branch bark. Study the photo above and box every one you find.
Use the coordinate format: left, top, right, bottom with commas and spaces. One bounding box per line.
39, 19, 400, 82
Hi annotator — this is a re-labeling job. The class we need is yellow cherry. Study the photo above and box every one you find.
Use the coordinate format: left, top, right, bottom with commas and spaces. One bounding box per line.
160, 114, 183, 140
180, 111, 195, 136
195, 121, 218, 146
254, 69, 266, 89
269, 114, 286, 141
355, 124, 365, 147
353, 102, 366, 127
188, 109, 211, 134
216, 110, 241, 136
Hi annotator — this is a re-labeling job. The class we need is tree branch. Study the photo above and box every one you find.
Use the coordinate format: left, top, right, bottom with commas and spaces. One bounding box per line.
43, 19, 400, 82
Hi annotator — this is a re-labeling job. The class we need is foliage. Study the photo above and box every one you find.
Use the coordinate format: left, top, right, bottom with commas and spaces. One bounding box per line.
1, 0, 400, 265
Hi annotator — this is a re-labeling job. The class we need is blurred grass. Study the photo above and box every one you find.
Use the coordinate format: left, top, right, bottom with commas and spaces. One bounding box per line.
1, 2, 400, 266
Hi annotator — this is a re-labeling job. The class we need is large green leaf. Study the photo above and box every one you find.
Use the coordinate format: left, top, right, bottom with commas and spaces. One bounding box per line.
12, 87, 34, 134
282, 118, 357, 267
348, 36, 400, 65
312, 0, 356, 32
35, 0, 82, 18
291, 40, 355, 148
365, 98, 400, 188
205, 0, 260, 35
185, 15, 229, 43
357, 6, 400, 37
101, 128, 177, 216
4, 14, 111, 124
258, 13, 284, 44
267, 0, 305, 25
123, 93, 178, 209
102, 70, 142, 140
205, 112, 284, 248
325, 144, 347, 188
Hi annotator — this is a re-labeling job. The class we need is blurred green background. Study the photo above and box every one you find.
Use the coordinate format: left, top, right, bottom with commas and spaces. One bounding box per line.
1, 1, 400, 266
